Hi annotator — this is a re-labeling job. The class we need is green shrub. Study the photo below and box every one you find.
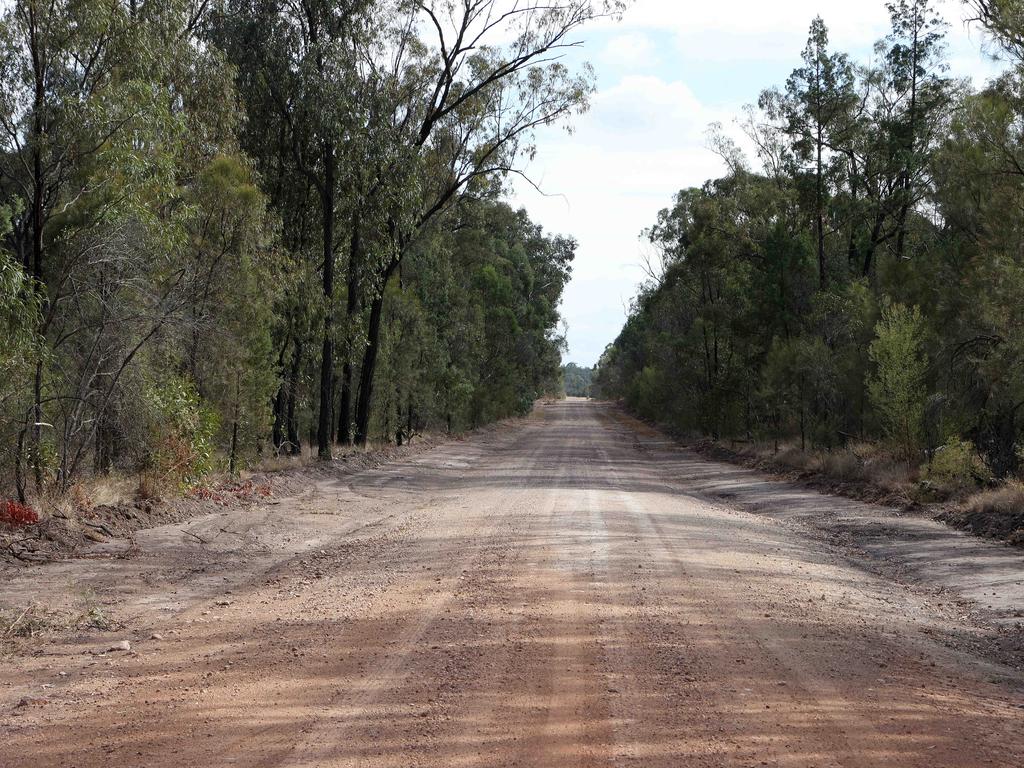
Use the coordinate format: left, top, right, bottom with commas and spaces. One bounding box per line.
868, 302, 928, 461
142, 376, 218, 490
924, 437, 993, 496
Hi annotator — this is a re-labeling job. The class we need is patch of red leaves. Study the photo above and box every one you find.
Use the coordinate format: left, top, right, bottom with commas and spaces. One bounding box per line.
0, 500, 39, 527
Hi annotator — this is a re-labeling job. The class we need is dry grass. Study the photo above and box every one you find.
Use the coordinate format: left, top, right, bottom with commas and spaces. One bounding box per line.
255, 452, 319, 474
733, 440, 916, 497
1, 602, 121, 656
26, 474, 136, 520
84, 475, 136, 508
958, 481, 1024, 544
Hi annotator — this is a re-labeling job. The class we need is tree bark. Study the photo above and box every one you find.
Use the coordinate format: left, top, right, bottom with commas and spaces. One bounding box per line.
15, 425, 28, 505
286, 338, 303, 456
229, 378, 240, 476
29, 8, 46, 492
862, 206, 887, 277
354, 258, 400, 447
816, 122, 827, 290
317, 140, 336, 460
338, 211, 361, 445
272, 329, 291, 451
846, 151, 859, 271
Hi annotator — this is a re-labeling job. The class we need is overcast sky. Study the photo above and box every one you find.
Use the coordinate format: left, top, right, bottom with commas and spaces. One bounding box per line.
511, 0, 1006, 367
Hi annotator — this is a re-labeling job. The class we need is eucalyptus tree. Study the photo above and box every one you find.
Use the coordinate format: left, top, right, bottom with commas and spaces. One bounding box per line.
0, 0, 284, 494
780, 17, 857, 290
371, 198, 574, 439
598, 2, 1024, 476
0, 206, 41, 502
968, 0, 1024, 61
210, 0, 376, 460
881, 0, 950, 262
0, 0, 140, 486
0, 0, 241, 488
349, 0, 618, 446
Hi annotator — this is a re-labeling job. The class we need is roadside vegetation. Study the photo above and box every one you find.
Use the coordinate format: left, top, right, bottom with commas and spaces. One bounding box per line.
595, 0, 1024, 543
0, 1, 613, 531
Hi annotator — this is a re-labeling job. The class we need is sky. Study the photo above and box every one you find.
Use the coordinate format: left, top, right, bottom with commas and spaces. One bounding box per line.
511, 0, 1007, 367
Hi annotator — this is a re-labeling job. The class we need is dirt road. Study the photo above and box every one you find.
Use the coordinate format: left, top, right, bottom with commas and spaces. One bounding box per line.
3, 399, 1023, 767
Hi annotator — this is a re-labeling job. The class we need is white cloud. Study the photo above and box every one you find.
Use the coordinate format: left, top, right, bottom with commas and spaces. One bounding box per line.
513, 73, 734, 364
602, 32, 658, 69
601, 0, 890, 50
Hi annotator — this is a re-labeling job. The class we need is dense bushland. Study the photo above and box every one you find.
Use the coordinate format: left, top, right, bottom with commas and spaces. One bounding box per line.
0, 0, 611, 507
561, 363, 595, 398
596, 1, 1024, 499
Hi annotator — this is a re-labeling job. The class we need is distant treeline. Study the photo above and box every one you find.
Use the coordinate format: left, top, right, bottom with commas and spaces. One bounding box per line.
0, 1, 608, 502
597, 1, 1024, 479
562, 363, 595, 398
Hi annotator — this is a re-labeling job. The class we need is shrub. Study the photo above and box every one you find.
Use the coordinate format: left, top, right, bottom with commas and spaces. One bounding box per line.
141, 376, 218, 491
0, 500, 39, 526
924, 438, 993, 496
821, 451, 866, 482
868, 302, 928, 461
775, 446, 819, 472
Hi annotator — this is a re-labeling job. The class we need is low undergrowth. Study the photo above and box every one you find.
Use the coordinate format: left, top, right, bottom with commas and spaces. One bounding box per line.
945, 482, 1024, 546
703, 439, 918, 506
0, 602, 120, 656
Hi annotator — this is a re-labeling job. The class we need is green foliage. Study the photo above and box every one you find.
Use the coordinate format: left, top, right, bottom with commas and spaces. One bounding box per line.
0, 217, 40, 411
184, 154, 281, 469
374, 200, 573, 437
970, 1, 1024, 61
867, 303, 928, 460
142, 376, 219, 490
562, 363, 594, 397
924, 437, 994, 495
0, 209, 42, 483
597, 5, 1024, 483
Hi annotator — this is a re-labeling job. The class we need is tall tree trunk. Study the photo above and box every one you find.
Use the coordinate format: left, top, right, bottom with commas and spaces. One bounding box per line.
94, 412, 116, 474
32, 361, 43, 490
330, 371, 338, 443
816, 125, 827, 290
862, 206, 886, 277
354, 258, 399, 447
15, 425, 28, 505
29, 10, 46, 492
272, 382, 287, 452
338, 211, 361, 445
846, 151, 859, 270
286, 338, 303, 456
271, 330, 291, 451
339, 361, 355, 445
317, 141, 336, 460
395, 400, 404, 446
229, 378, 240, 476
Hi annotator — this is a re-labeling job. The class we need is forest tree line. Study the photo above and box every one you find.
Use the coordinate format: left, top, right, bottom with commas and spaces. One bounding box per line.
561, 362, 594, 397
596, 0, 1024, 485
0, 0, 610, 503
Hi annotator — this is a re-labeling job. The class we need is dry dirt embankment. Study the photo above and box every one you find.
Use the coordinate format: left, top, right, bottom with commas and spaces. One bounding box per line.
601, 407, 1024, 654
1, 435, 455, 566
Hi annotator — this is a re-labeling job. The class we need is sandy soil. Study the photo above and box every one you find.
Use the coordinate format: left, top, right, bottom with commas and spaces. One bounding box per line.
1, 399, 1022, 767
